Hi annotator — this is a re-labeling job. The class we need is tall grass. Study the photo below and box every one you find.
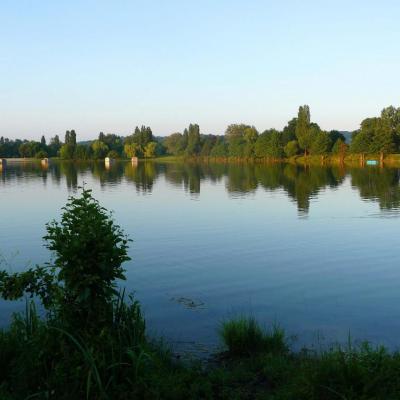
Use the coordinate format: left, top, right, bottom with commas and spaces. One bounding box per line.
2, 307, 400, 399
219, 316, 287, 356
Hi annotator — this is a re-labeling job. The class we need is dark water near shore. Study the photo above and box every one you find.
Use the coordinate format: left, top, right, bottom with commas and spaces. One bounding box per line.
1, 160, 400, 354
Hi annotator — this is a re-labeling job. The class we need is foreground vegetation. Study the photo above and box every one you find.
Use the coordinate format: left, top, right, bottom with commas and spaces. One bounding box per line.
1, 105, 400, 164
1, 190, 400, 399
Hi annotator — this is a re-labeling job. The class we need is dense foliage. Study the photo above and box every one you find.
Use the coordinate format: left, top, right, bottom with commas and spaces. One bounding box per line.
1, 105, 399, 161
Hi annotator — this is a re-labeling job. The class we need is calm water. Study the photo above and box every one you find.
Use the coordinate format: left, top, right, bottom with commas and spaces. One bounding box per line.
1, 160, 400, 353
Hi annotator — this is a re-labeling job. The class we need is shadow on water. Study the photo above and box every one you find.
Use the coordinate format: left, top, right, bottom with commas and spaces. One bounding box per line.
1, 160, 400, 214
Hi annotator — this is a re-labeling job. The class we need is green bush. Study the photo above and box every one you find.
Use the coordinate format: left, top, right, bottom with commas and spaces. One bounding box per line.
0, 188, 130, 333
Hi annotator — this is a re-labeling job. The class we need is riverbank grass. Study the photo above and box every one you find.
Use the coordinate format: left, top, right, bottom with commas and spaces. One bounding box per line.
220, 316, 287, 356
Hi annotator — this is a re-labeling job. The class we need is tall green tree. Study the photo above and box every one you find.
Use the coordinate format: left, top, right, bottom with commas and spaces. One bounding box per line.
63, 130, 77, 158
371, 117, 396, 162
243, 127, 259, 157
295, 105, 312, 155
186, 124, 201, 156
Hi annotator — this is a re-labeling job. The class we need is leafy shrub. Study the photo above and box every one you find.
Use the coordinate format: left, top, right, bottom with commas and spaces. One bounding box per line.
0, 187, 131, 332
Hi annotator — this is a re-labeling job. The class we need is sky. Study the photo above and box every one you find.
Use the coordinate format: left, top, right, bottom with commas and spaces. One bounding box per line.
1, 0, 399, 141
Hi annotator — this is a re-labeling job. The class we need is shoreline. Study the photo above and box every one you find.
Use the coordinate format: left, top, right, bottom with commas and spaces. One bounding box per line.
4, 153, 400, 166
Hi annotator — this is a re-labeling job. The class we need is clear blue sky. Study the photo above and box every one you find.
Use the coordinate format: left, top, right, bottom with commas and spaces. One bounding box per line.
1, 0, 399, 140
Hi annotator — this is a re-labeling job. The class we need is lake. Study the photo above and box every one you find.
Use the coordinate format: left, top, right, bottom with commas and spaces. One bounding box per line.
1, 160, 400, 354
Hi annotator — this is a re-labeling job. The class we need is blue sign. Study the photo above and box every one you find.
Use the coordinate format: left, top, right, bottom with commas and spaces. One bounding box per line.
366, 160, 378, 166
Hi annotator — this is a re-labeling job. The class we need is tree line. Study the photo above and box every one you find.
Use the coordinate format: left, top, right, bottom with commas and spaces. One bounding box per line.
1, 105, 399, 160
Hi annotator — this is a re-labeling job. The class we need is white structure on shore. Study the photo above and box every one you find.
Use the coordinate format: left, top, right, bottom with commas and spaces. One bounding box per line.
105, 157, 115, 168
41, 158, 50, 167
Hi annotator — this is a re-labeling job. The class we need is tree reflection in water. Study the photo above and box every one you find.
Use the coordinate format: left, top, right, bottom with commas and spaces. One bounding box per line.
1, 160, 399, 214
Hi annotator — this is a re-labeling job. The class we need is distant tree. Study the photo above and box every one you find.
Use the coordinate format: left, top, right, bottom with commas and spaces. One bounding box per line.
254, 130, 283, 159
371, 117, 396, 162
210, 138, 228, 157
50, 135, 60, 146
225, 124, 251, 140
328, 130, 346, 147
350, 128, 372, 155
91, 140, 109, 159
381, 106, 400, 150
131, 126, 153, 148
164, 133, 184, 155
284, 140, 299, 157
295, 105, 312, 155
99, 132, 105, 142
332, 138, 348, 163
60, 144, 75, 159
107, 150, 120, 159
18, 142, 29, 157
144, 142, 157, 158
228, 136, 244, 157
65, 131, 70, 145
124, 143, 140, 158
41, 135, 46, 147
0, 137, 23, 158
182, 128, 189, 151
381, 106, 400, 132
19, 141, 40, 158
35, 150, 48, 159
69, 130, 77, 146
243, 127, 258, 144
282, 118, 297, 145
186, 124, 201, 156
243, 127, 259, 157
310, 131, 332, 155
48, 135, 61, 157
63, 130, 77, 157
200, 135, 218, 157
123, 126, 153, 156
332, 138, 346, 154
74, 144, 91, 160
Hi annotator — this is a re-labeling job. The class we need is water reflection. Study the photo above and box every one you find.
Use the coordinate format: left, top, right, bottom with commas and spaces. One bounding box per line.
1, 161, 399, 214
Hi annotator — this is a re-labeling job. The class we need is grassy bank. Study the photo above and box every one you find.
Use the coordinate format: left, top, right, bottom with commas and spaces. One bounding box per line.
1, 309, 400, 399
148, 153, 400, 167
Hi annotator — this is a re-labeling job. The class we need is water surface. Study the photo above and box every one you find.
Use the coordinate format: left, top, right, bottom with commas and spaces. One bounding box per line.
1, 160, 400, 353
